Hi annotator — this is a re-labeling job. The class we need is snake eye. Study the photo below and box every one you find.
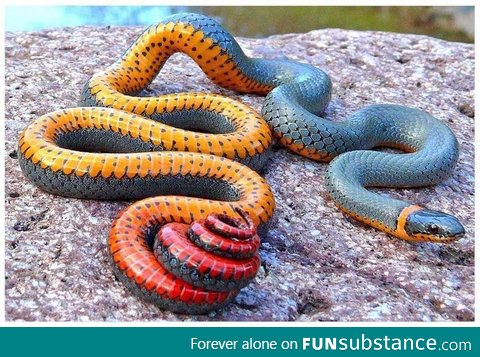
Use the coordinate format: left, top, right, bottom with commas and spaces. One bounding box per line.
427, 223, 439, 234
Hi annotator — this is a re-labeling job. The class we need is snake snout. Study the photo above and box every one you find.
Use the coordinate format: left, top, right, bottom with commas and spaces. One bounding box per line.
405, 209, 465, 242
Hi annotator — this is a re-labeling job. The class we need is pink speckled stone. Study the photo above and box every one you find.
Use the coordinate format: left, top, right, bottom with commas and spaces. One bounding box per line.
5, 26, 473, 321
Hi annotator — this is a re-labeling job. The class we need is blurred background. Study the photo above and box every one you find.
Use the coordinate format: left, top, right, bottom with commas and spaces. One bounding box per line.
5, 6, 474, 43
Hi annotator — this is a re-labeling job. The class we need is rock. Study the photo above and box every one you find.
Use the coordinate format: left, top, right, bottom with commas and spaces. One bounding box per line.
5, 25, 474, 322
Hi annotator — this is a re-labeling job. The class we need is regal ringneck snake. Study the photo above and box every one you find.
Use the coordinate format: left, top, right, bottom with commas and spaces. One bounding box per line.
18, 13, 464, 313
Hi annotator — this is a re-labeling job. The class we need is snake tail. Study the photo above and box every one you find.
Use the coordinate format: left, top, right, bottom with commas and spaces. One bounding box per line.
110, 208, 261, 313
18, 12, 465, 316
89, 12, 461, 243
79, 11, 464, 241
18, 12, 278, 313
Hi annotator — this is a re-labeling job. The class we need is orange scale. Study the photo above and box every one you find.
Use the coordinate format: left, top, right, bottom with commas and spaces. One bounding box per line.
128, 208, 152, 226
165, 97, 179, 113
34, 153, 50, 168
135, 157, 152, 178
243, 141, 258, 158
188, 159, 205, 177
43, 124, 60, 139
113, 244, 139, 259
134, 98, 150, 114
116, 259, 130, 271
170, 131, 187, 152
191, 95, 207, 110
149, 125, 165, 147
143, 154, 159, 177
102, 95, 116, 107
183, 138, 200, 153
74, 155, 94, 177
109, 240, 136, 255
171, 210, 192, 225
173, 96, 187, 111
143, 269, 166, 291
48, 151, 71, 172
213, 53, 231, 66
180, 249, 199, 266
153, 155, 170, 177
57, 154, 79, 175
179, 23, 196, 36
142, 127, 159, 145
121, 156, 138, 179
100, 157, 116, 179
153, 22, 166, 35
221, 60, 237, 73
87, 154, 106, 178
212, 159, 231, 178
187, 38, 213, 56
153, 280, 170, 298
119, 100, 138, 114
163, 21, 175, 35
112, 157, 129, 179
188, 30, 207, 47
90, 86, 103, 96
129, 253, 153, 269
124, 267, 140, 280
168, 158, 183, 177
19, 143, 29, 157
153, 100, 167, 114
134, 269, 156, 286
181, 95, 196, 110
197, 44, 217, 61
193, 140, 208, 153
113, 95, 129, 110
218, 139, 236, 156
125, 119, 142, 139
196, 159, 215, 177
196, 97, 213, 111
179, 157, 195, 177
207, 99, 226, 112
24, 144, 42, 162
90, 115, 105, 130
116, 121, 130, 136
98, 112, 112, 128
143, 98, 160, 117
199, 46, 223, 64
234, 143, 248, 159
122, 253, 149, 273
169, 27, 187, 46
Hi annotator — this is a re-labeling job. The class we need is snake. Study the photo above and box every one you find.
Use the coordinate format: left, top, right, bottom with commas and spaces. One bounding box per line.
18, 12, 463, 313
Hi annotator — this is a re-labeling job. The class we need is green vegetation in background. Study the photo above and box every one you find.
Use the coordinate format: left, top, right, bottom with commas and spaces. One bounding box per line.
190, 6, 473, 43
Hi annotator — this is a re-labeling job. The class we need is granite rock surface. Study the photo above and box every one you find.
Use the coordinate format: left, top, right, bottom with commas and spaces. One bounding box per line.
5, 25, 474, 322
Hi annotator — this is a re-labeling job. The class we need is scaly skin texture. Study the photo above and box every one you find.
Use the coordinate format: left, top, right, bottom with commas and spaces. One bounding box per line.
19, 12, 464, 312
18, 13, 276, 314
93, 13, 459, 244
82, 12, 460, 243
110, 208, 261, 314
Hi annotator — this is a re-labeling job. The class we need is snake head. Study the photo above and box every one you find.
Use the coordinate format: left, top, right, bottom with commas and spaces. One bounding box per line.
404, 209, 465, 243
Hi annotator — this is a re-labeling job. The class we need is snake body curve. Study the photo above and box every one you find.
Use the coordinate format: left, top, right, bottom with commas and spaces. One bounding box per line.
115, 13, 463, 243
19, 12, 464, 313
18, 14, 277, 313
